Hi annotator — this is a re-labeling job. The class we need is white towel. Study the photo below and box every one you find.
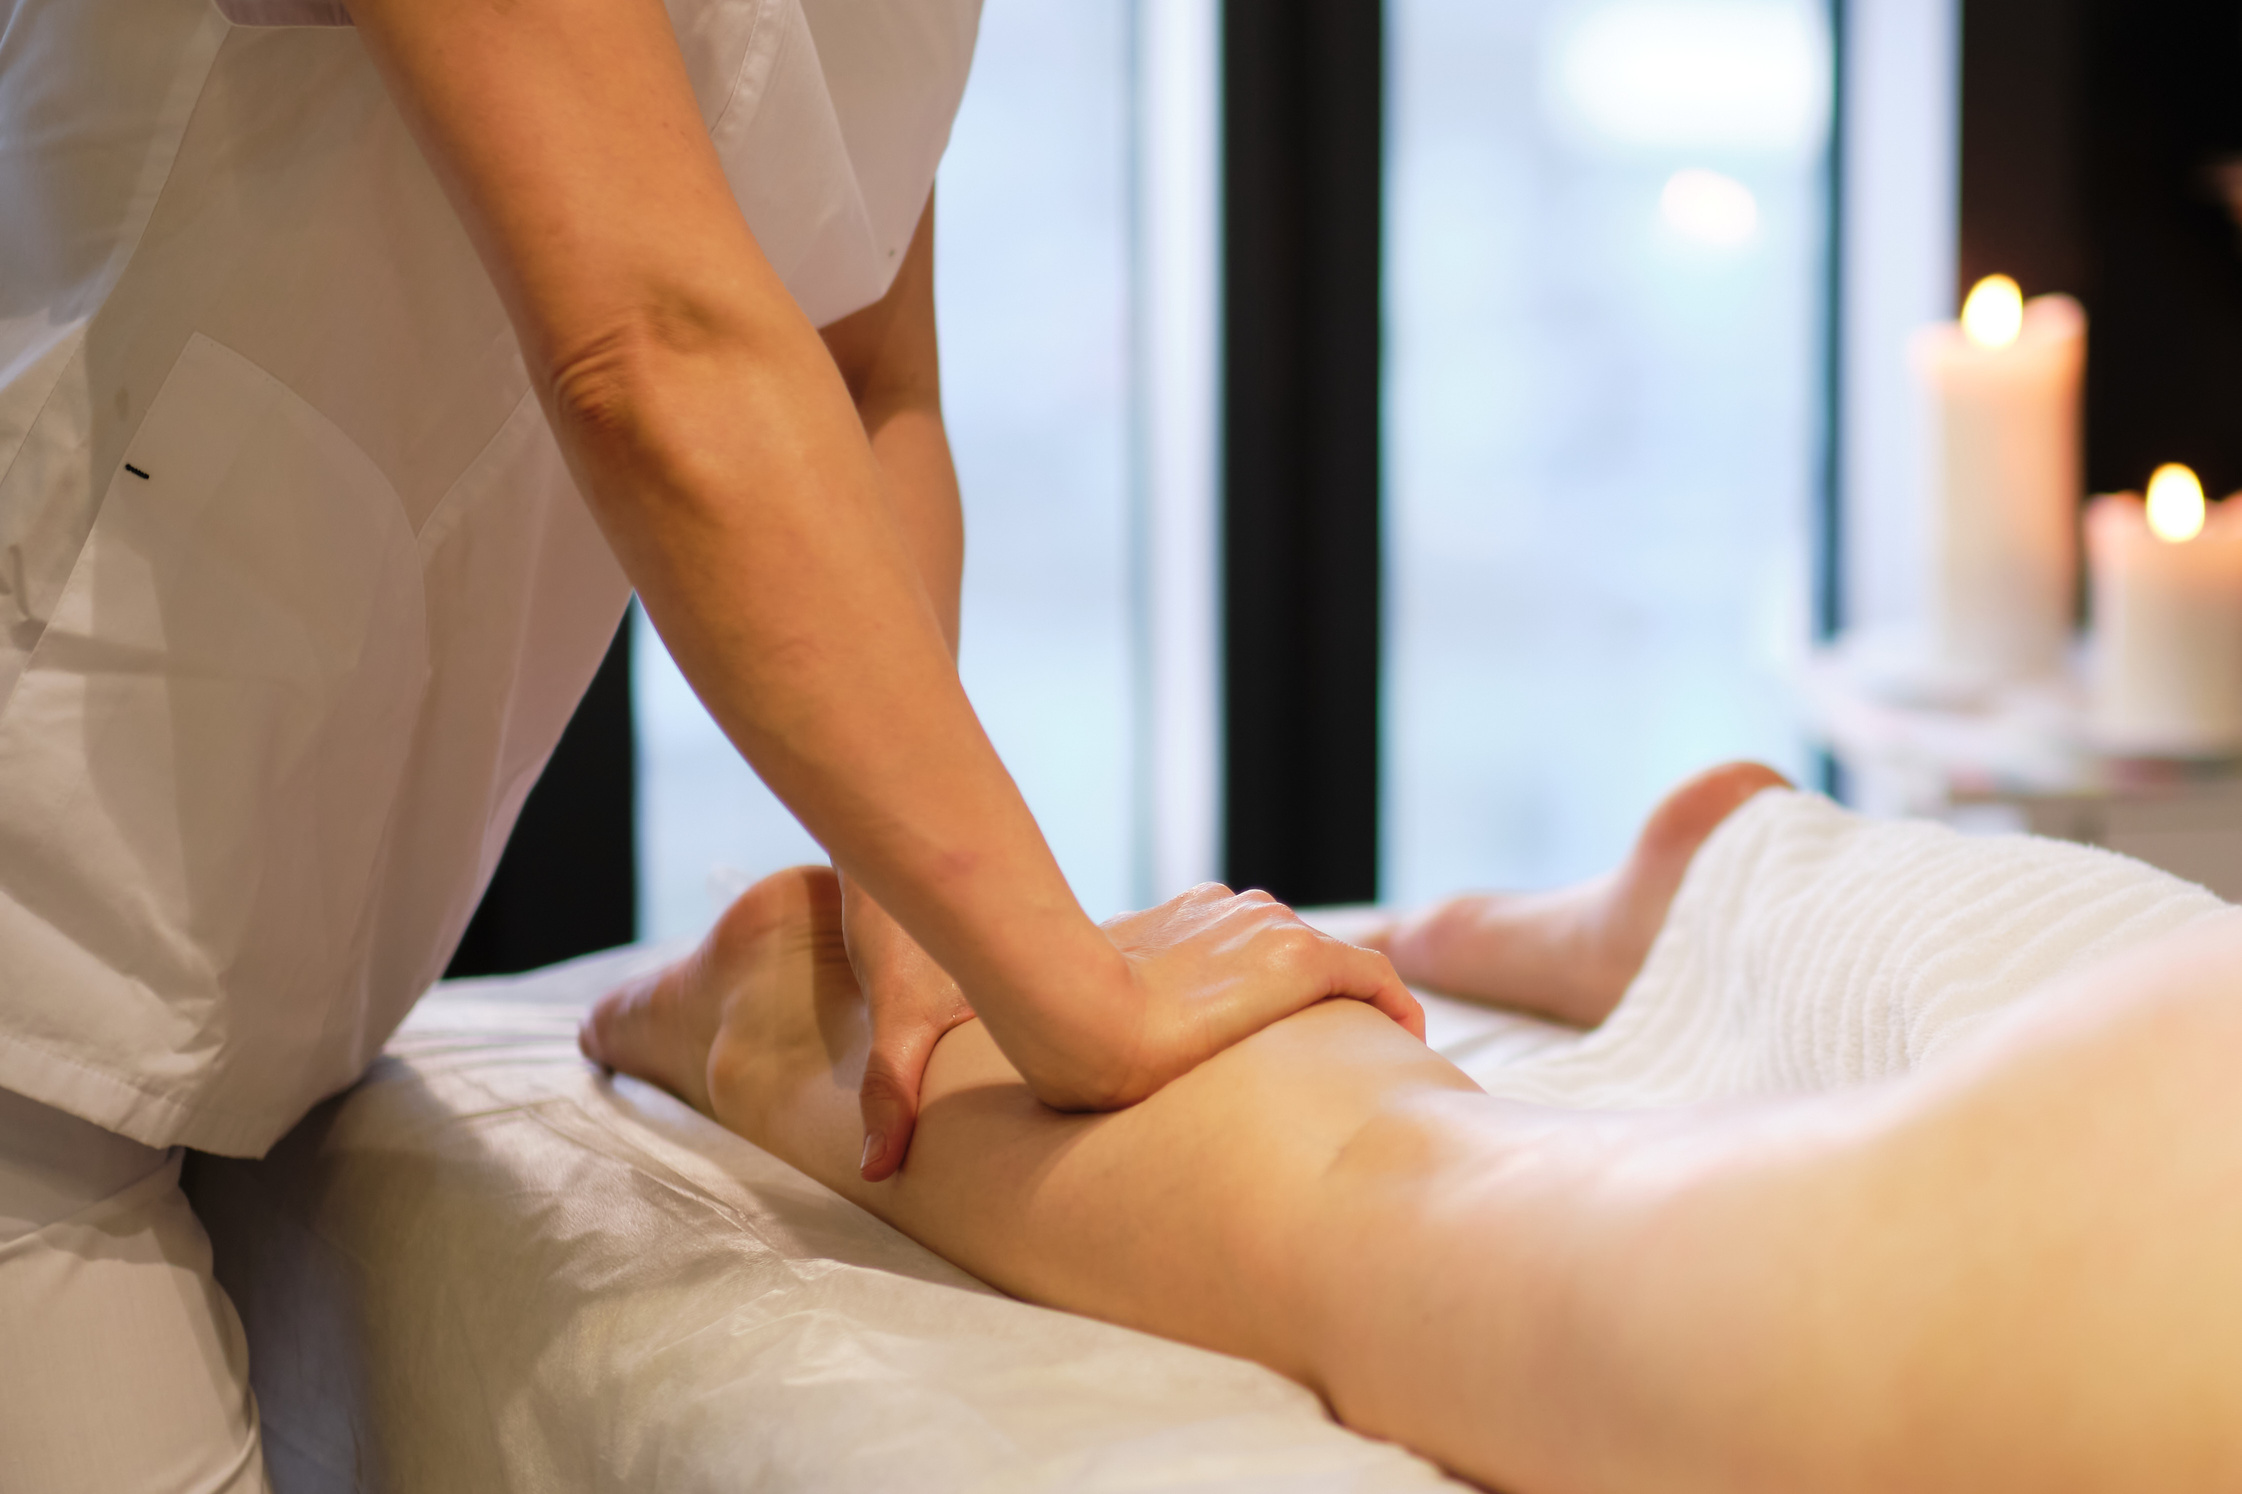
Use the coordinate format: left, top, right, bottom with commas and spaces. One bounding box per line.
1467, 789, 2232, 1109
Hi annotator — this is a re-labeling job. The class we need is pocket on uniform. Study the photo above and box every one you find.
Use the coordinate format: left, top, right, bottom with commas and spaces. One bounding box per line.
0, 332, 428, 1015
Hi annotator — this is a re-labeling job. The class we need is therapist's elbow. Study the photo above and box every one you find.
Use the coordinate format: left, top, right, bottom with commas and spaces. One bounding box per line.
543, 316, 700, 509
546, 322, 656, 449
543, 299, 722, 444
540, 294, 795, 506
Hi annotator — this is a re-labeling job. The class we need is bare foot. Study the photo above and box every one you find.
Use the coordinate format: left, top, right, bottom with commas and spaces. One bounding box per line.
579, 864, 866, 1150
1360, 762, 1790, 1028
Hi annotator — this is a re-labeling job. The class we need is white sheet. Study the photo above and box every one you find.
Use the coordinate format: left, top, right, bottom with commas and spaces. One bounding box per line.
191, 942, 1512, 1493
190, 791, 2226, 1492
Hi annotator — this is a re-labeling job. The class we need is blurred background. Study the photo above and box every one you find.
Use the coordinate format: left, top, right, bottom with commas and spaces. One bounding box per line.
459, 0, 2242, 972
637, 0, 1836, 946
1382, 0, 1824, 903
634, 0, 1141, 940
456, 0, 1862, 971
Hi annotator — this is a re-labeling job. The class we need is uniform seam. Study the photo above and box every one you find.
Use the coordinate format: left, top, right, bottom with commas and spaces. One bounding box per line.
0, 1025, 279, 1152
0, 15, 231, 706
706, 0, 784, 137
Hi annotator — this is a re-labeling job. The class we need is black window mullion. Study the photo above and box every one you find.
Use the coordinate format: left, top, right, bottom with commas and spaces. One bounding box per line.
1220, 0, 1386, 906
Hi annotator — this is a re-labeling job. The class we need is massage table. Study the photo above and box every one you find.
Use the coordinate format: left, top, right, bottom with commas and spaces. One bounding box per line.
188, 938, 1568, 1493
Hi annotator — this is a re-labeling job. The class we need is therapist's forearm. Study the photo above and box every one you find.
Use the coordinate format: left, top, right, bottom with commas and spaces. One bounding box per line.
568, 308, 1126, 1080
818, 201, 969, 990
832, 384, 965, 981
821, 200, 963, 658
857, 402, 961, 651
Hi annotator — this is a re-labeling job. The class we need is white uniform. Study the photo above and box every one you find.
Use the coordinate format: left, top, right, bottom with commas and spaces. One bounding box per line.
0, 0, 979, 1484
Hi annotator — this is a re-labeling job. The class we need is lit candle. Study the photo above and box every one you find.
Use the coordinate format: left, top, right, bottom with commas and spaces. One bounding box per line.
1910, 276, 2086, 687
2087, 465, 2242, 755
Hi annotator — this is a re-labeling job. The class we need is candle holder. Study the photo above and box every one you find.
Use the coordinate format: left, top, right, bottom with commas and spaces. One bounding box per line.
1801, 637, 2242, 902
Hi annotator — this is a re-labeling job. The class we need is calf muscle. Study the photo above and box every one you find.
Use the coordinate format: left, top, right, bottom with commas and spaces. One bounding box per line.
843, 1002, 1473, 1388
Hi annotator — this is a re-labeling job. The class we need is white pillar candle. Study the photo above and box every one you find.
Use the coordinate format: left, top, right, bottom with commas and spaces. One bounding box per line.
1910, 277, 2086, 687
2087, 468, 2242, 755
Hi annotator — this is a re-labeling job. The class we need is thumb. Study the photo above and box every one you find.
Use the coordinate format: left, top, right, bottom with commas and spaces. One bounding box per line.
858, 1014, 944, 1182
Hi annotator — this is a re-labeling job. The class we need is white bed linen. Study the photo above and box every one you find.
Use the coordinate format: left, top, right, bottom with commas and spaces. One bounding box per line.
190, 943, 1523, 1493
190, 790, 2224, 1492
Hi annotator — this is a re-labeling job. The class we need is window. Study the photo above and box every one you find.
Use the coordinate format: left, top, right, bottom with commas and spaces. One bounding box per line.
1382, 0, 1830, 901
632, 0, 1832, 942
635, 0, 1142, 939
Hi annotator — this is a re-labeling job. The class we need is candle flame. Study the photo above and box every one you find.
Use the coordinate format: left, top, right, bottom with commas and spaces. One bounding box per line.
1961, 275, 2024, 349
2146, 464, 2206, 544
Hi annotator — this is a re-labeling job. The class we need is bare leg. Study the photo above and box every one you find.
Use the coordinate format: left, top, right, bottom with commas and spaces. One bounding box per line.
1351, 761, 1790, 1027
585, 865, 2242, 1493
590, 865, 1477, 1384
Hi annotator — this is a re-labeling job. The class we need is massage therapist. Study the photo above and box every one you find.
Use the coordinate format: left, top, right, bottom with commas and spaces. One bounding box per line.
0, 2, 1419, 1488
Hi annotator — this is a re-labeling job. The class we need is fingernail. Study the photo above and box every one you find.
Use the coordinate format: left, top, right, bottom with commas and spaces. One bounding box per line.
860, 1132, 882, 1174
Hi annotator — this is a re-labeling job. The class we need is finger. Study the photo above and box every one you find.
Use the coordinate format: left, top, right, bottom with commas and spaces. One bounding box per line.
858, 1004, 963, 1181
857, 1058, 919, 1183
1195, 911, 1425, 1050
858, 1034, 927, 1182
1320, 937, 1427, 1041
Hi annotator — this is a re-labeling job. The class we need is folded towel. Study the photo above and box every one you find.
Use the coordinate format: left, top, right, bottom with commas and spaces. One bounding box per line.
1471, 789, 2231, 1109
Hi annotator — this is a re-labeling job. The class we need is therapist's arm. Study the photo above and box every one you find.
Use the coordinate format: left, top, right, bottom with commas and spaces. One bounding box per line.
345, 0, 1421, 1110
817, 200, 979, 1178
819, 201, 962, 654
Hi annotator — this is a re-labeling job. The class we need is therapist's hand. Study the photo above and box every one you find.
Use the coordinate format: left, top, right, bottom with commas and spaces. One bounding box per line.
846, 879, 1422, 1168
843, 877, 976, 1182
1034, 885, 1426, 1111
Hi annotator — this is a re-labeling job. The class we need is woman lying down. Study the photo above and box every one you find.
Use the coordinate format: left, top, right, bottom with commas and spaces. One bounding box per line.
582, 763, 2242, 1493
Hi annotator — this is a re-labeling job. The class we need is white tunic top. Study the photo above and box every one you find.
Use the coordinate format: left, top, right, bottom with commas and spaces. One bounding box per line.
0, 0, 981, 1155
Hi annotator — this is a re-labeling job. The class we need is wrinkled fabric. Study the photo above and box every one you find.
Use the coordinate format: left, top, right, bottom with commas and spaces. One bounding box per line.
1474, 788, 2232, 1107
188, 793, 2227, 1491
0, 1107, 268, 1494
0, 0, 981, 1155
192, 949, 1468, 1493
